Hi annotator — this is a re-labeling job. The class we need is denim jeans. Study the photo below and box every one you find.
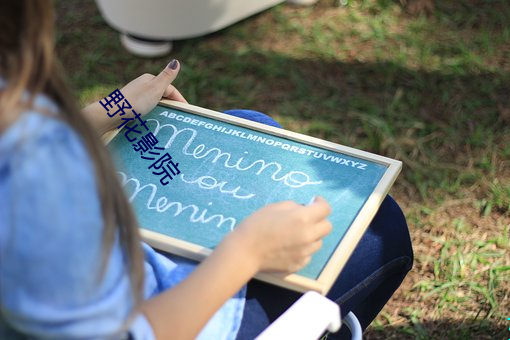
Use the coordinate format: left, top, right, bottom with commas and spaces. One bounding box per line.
223, 110, 414, 340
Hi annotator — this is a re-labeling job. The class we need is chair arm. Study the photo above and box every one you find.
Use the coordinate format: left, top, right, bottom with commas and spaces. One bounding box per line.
255, 291, 341, 340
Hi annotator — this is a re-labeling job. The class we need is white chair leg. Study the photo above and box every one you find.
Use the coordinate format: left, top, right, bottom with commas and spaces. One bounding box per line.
286, 0, 319, 5
342, 312, 362, 340
120, 33, 172, 58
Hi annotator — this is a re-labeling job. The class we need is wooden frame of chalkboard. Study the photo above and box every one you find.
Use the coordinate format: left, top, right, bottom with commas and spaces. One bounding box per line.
105, 99, 402, 295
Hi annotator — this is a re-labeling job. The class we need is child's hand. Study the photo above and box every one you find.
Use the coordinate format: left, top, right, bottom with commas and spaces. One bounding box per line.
120, 59, 187, 115
83, 59, 187, 134
141, 197, 330, 339
233, 196, 332, 274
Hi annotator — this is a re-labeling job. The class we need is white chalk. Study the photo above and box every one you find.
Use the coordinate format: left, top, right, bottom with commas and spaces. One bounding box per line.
307, 196, 316, 206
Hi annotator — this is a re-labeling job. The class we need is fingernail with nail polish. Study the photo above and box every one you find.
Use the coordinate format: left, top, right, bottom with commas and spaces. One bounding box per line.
168, 59, 178, 70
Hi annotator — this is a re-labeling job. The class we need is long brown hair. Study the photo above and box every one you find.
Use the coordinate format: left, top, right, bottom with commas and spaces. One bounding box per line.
0, 0, 144, 320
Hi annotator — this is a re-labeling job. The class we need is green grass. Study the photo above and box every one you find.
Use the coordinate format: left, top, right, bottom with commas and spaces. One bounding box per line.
55, 0, 510, 338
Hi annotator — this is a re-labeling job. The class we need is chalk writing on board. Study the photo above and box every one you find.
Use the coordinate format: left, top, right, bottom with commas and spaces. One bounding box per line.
109, 104, 392, 280
150, 118, 323, 189
118, 171, 238, 231
160, 111, 368, 170
180, 174, 255, 199
114, 113, 330, 233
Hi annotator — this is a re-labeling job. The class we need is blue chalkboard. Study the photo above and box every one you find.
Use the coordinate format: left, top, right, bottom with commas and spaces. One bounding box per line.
107, 102, 397, 286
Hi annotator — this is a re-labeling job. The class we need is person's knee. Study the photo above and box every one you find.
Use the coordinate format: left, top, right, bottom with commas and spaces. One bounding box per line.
373, 195, 414, 266
379, 195, 407, 229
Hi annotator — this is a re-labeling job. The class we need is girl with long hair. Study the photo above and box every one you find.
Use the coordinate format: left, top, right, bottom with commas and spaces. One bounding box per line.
0, 2, 412, 339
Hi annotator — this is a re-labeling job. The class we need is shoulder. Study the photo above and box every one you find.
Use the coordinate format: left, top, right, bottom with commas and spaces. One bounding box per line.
0, 105, 88, 168
0, 96, 101, 233
0, 92, 89, 171
0, 93, 104, 265
0, 93, 103, 252
0, 93, 106, 275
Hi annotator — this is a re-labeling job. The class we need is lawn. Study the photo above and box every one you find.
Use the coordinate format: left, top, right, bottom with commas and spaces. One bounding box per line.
56, 1, 509, 338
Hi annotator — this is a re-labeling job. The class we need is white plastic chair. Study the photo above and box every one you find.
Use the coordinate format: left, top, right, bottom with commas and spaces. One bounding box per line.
95, 0, 286, 57
256, 291, 362, 340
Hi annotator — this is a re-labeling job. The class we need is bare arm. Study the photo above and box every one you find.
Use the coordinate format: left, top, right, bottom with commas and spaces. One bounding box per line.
140, 229, 258, 339
141, 197, 332, 340
81, 60, 186, 135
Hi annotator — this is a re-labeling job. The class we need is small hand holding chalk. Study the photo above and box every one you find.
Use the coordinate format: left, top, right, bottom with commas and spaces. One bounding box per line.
234, 196, 332, 274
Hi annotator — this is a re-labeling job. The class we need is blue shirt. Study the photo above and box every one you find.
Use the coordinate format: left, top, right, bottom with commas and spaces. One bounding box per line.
0, 93, 245, 339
